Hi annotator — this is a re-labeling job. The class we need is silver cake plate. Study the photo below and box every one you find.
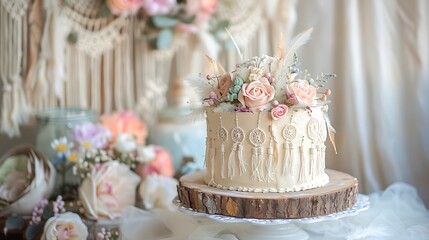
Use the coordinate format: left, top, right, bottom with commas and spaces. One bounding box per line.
175, 194, 369, 240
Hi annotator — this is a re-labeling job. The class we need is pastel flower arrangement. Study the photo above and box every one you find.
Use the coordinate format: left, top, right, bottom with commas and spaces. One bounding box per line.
101, 0, 229, 49
200, 28, 335, 121
51, 111, 176, 220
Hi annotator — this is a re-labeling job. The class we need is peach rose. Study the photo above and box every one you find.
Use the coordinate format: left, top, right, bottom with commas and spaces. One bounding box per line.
101, 111, 147, 145
213, 73, 233, 101
271, 104, 288, 120
107, 0, 144, 16
238, 77, 275, 109
288, 80, 317, 105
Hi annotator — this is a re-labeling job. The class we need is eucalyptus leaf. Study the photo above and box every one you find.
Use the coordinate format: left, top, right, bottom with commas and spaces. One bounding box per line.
152, 16, 178, 28
5, 215, 25, 231
181, 15, 196, 24
99, 3, 112, 17
42, 204, 54, 220
25, 223, 44, 240
156, 29, 173, 49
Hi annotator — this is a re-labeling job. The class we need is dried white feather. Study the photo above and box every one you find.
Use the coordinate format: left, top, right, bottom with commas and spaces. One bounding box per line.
283, 28, 313, 67
225, 28, 243, 63
274, 33, 285, 62
182, 106, 207, 123
186, 75, 213, 101
213, 102, 236, 112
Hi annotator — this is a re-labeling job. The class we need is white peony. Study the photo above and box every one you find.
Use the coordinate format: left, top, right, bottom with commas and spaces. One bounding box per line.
79, 161, 140, 219
136, 145, 156, 163
41, 212, 88, 240
114, 133, 137, 153
138, 174, 178, 211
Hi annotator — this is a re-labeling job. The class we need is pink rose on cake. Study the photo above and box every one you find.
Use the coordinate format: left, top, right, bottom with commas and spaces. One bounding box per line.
79, 161, 140, 219
107, 0, 144, 16
271, 101, 288, 120
213, 73, 233, 101
286, 79, 317, 106
238, 77, 275, 111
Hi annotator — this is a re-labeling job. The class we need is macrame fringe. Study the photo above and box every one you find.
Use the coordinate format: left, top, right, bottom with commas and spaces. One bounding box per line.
251, 147, 259, 181
266, 140, 274, 182
0, 1, 31, 137
220, 143, 226, 179
298, 139, 307, 184
238, 143, 246, 175
209, 139, 215, 185
227, 143, 238, 179
282, 142, 290, 175
309, 145, 316, 179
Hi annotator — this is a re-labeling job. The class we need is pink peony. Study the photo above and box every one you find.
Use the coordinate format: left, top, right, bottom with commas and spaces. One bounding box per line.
238, 77, 275, 110
101, 111, 147, 145
271, 104, 289, 120
143, 0, 176, 16
136, 146, 174, 178
107, 0, 144, 16
287, 80, 317, 105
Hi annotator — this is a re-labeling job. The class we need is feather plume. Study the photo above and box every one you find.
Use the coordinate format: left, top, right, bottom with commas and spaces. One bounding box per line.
284, 28, 313, 67
181, 106, 207, 123
186, 75, 212, 101
274, 33, 285, 61
213, 103, 235, 112
324, 113, 337, 154
224, 28, 243, 63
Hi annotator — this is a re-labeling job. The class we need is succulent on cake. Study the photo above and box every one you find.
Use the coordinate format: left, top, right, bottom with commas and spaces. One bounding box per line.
196, 28, 336, 120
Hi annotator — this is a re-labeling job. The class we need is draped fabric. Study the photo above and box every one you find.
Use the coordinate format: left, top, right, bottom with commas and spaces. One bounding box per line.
281, 0, 429, 206
118, 183, 429, 239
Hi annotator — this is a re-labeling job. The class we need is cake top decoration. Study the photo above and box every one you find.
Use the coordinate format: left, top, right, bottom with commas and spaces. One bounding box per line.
193, 28, 336, 116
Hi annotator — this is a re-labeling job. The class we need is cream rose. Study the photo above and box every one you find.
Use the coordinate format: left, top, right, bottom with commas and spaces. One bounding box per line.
138, 174, 178, 211
238, 77, 275, 109
78, 161, 140, 219
114, 133, 137, 153
271, 104, 289, 120
213, 73, 233, 101
288, 80, 317, 105
42, 212, 88, 240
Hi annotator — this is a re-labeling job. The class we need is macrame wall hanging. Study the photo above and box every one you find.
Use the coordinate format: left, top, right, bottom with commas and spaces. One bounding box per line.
26, 0, 134, 117
0, 0, 32, 137
60, 1, 133, 113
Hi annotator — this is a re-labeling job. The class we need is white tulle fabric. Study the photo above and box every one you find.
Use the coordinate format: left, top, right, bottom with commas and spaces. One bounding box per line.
120, 183, 429, 239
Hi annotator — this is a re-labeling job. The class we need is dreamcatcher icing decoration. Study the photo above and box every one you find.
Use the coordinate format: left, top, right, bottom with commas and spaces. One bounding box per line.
250, 113, 266, 181
298, 136, 308, 184
265, 138, 275, 182
228, 114, 245, 178
307, 117, 320, 178
218, 115, 228, 179
282, 124, 297, 176
208, 137, 216, 185
0, 0, 32, 137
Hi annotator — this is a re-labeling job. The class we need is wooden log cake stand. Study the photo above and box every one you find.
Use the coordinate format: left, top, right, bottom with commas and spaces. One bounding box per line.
177, 169, 358, 219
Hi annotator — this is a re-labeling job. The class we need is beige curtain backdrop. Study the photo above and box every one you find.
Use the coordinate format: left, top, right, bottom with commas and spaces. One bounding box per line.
282, 0, 429, 206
